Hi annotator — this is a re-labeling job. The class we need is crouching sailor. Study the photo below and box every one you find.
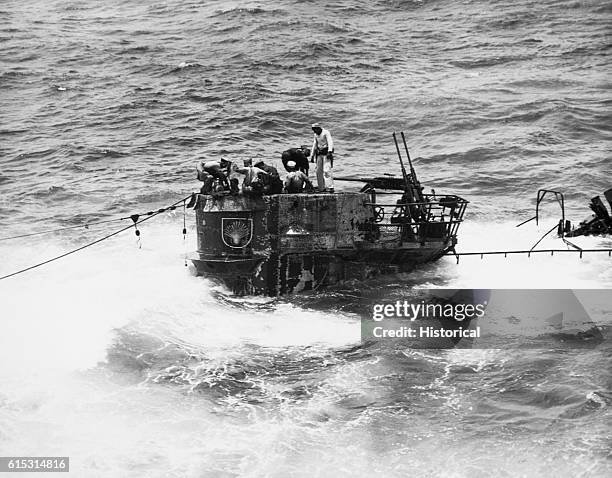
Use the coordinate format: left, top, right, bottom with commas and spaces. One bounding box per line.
197, 158, 231, 192
308, 123, 335, 193
284, 161, 314, 193
281, 146, 310, 175
235, 159, 268, 195
254, 160, 283, 194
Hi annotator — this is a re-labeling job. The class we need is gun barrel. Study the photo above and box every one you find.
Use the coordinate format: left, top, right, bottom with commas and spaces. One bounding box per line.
392, 132, 411, 191
334, 176, 406, 190
334, 177, 369, 182
400, 131, 424, 202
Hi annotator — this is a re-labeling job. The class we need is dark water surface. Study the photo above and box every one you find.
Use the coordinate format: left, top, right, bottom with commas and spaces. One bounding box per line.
1, 1, 611, 476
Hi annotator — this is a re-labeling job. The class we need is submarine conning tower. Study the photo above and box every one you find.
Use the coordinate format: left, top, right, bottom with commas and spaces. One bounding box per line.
189, 190, 468, 295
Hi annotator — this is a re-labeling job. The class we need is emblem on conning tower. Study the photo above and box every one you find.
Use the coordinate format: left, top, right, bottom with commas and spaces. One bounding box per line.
221, 218, 253, 248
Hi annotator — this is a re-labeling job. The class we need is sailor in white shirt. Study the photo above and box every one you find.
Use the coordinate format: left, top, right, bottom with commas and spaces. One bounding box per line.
308, 123, 334, 192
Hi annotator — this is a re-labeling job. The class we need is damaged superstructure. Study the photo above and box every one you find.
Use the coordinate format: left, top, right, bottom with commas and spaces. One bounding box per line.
520, 187, 612, 246
189, 133, 468, 295
565, 188, 612, 237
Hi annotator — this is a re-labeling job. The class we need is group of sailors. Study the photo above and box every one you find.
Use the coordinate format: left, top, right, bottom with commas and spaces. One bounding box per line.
196, 123, 335, 196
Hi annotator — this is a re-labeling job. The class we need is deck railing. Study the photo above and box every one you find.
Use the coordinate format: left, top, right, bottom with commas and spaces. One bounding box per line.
362, 194, 469, 243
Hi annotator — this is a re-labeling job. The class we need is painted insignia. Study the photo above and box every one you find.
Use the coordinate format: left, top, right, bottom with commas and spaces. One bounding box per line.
222, 218, 253, 248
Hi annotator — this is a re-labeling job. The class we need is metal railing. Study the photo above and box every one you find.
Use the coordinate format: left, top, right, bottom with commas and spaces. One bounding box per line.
361, 194, 468, 244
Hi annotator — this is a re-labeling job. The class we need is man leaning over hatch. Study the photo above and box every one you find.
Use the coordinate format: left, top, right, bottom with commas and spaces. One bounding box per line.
235, 159, 267, 195
308, 123, 334, 193
197, 158, 231, 190
281, 146, 310, 175
254, 160, 283, 195
284, 160, 314, 193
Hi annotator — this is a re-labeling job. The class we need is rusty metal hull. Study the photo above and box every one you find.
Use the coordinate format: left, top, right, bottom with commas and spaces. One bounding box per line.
190, 192, 462, 295
191, 246, 452, 295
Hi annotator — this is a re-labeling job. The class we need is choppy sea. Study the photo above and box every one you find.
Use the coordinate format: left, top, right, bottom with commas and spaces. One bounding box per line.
1, 1, 611, 476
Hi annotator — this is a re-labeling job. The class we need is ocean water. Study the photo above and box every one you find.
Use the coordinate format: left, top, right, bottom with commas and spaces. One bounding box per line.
1, 0, 611, 476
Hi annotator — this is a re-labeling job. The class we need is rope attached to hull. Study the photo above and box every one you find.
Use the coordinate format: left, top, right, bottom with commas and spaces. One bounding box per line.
0, 200, 195, 242
0, 194, 194, 281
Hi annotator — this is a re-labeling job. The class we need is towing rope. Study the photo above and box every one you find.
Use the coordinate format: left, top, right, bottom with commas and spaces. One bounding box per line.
0, 218, 127, 242
0, 194, 194, 281
2, 191, 608, 279
0, 198, 195, 242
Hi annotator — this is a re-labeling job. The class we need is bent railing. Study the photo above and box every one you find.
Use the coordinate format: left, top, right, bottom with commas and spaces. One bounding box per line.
362, 194, 468, 244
